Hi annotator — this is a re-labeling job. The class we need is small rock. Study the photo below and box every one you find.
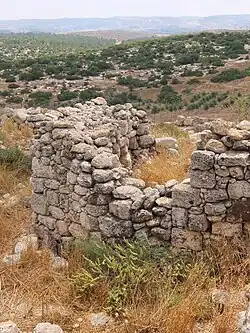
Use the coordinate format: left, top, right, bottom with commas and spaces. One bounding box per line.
3, 254, 21, 265
0, 321, 20, 333
33, 323, 63, 333
14, 234, 39, 254
89, 312, 111, 328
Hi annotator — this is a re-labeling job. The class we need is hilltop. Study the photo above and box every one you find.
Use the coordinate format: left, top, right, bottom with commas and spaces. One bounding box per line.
2, 15, 250, 34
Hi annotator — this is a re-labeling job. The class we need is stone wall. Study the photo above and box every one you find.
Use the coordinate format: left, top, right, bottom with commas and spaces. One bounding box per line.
29, 99, 250, 253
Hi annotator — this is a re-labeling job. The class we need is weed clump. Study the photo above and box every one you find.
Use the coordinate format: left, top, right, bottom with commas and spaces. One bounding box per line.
0, 146, 31, 171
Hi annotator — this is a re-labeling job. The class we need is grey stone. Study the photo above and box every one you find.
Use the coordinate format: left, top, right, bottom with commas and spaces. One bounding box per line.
229, 166, 244, 180
92, 169, 114, 183
67, 171, 77, 185
151, 228, 171, 241
38, 215, 56, 230
204, 189, 228, 202
191, 150, 215, 170
74, 185, 88, 196
95, 181, 115, 194
113, 185, 143, 201
237, 120, 250, 131
160, 214, 172, 229
77, 173, 93, 188
134, 229, 149, 242
80, 161, 92, 173
120, 177, 145, 189
228, 181, 250, 200
204, 203, 226, 216
132, 210, 153, 223
189, 214, 209, 232
32, 158, 54, 178
155, 197, 172, 208
190, 169, 216, 189
227, 128, 250, 141
0, 321, 20, 333
152, 206, 168, 216
138, 135, 155, 148
109, 200, 132, 219
172, 183, 201, 208
91, 152, 119, 169
155, 137, 178, 151
89, 312, 111, 328
31, 194, 48, 215
33, 322, 63, 333
85, 204, 108, 217
69, 223, 87, 239
218, 151, 250, 167
48, 206, 64, 220
56, 220, 69, 236
99, 215, 133, 238
189, 206, 204, 215
205, 139, 227, 153
172, 207, 188, 228
210, 119, 233, 136
47, 191, 59, 206
31, 178, 45, 193
143, 188, 160, 209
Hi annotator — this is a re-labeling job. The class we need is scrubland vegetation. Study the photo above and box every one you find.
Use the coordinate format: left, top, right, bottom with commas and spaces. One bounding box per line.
1, 31, 250, 117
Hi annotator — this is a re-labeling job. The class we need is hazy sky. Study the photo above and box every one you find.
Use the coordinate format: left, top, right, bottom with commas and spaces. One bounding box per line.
2, 0, 250, 20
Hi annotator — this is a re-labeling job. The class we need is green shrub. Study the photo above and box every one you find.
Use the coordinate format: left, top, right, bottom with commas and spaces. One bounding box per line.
0, 146, 31, 170
70, 240, 192, 312
187, 78, 200, 85
6, 96, 23, 104
211, 68, 245, 83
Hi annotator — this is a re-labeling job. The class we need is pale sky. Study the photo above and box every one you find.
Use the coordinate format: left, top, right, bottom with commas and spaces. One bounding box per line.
1, 0, 250, 20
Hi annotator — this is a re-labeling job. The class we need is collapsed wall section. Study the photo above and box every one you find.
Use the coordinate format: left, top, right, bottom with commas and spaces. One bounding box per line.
29, 99, 250, 253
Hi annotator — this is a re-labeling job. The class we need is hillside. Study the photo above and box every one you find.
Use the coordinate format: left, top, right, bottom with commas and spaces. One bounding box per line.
1, 31, 250, 122
68, 30, 157, 43
2, 15, 250, 34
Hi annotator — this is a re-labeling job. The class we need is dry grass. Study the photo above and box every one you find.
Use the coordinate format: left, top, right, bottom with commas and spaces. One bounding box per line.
137, 139, 194, 185
0, 164, 31, 195
136, 123, 194, 185
0, 119, 32, 149
150, 123, 189, 139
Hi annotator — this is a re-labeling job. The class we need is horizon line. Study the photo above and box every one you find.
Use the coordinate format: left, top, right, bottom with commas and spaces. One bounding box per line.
2, 13, 250, 21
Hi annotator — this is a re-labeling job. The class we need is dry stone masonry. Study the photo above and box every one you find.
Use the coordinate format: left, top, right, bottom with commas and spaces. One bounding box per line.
28, 98, 250, 253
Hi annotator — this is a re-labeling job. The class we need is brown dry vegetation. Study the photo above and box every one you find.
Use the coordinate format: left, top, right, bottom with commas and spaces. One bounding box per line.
137, 123, 194, 185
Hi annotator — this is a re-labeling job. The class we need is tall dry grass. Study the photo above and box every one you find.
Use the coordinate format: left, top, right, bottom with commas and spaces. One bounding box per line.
136, 123, 194, 185
137, 139, 194, 185
0, 119, 32, 148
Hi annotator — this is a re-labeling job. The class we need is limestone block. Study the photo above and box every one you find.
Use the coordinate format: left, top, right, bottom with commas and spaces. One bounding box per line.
172, 183, 201, 208
109, 200, 132, 220
191, 150, 215, 170
172, 207, 188, 228
188, 214, 209, 232
99, 215, 133, 238
218, 151, 250, 167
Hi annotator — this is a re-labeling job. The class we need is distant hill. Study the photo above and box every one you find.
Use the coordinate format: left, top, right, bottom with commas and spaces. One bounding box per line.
68, 30, 157, 42
1, 15, 250, 34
